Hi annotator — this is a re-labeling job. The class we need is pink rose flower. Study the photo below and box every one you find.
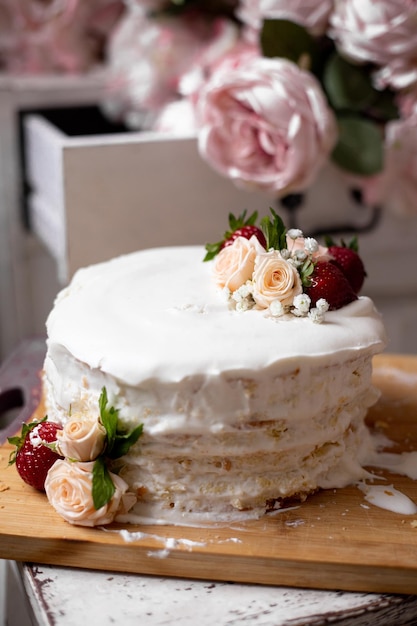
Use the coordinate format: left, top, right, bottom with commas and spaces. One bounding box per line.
237, 0, 333, 38
152, 98, 198, 134
288, 236, 328, 260
45, 459, 136, 526
213, 235, 265, 292
384, 114, 417, 216
104, 8, 238, 127
329, 0, 417, 89
0, 0, 124, 74
197, 54, 338, 196
252, 250, 302, 308
56, 413, 107, 462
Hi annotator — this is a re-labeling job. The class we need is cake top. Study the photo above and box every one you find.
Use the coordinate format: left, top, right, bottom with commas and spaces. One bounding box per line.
46, 228, 386, 386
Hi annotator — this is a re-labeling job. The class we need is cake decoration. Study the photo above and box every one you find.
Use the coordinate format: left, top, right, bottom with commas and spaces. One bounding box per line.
9, 388, 143, 526
207, 208, 363, 319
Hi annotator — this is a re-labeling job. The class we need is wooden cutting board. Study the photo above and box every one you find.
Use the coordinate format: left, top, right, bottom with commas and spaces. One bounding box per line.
1, 352, 417, 595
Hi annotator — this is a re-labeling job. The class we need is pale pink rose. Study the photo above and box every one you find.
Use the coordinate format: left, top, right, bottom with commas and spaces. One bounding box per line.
104, 9, 238, 127
397, 88, 417, 118
197, 55, 338, 196
329, 0, 417, 88
288, 236, 328, 259
0, 0, 124, 74
213, 235, 265, 292
178, 18, 240, 98
384, 114, 417, 216
237, 0, 333, 37
152, 98, 198, 134
252, 250, 302, 308
374, 57, 417, 91
56, 413, 107, 462
45, 459, 136, 527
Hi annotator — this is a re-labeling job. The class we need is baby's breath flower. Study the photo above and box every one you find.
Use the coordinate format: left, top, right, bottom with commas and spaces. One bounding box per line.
222, 286, 231, 301
316, 298, 329, 313
236, 299, 251, 312
294, 249, 307, 261
287, 228, 303, 240
280, 248, 291, 260
308, 308, 325, 324
231, 282, 255, 311
293, 293, 311, 314
304, 237, 319, 254
269, 299, 285, 317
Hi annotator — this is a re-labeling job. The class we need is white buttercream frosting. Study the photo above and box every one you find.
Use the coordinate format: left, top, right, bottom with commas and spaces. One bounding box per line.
43, 245, 387, 524
45, 246, 386, 383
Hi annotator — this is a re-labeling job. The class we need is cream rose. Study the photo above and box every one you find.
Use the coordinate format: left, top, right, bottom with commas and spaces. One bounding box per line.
56, 413, 107, 462
45, 460, 136, 527
213, 235, 265, 292
252, 250, 302, 308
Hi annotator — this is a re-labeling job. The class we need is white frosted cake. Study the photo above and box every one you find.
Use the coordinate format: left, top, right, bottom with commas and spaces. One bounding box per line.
42, 213, 387, 526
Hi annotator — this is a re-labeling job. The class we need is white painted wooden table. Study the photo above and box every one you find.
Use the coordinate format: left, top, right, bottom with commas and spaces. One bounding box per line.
7, 561, 417, 626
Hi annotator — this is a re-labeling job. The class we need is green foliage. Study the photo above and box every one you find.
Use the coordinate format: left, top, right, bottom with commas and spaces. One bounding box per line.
93, 387, 144, 509
259, 21, 399, 178
331, 116, 384, 176
92, 456, 116, 511
260, 207, 287, 251
260, 19, 318, 71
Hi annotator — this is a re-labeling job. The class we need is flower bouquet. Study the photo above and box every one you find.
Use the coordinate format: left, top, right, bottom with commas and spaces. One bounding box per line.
0, 0, 124, 74
103, 0, 417, 218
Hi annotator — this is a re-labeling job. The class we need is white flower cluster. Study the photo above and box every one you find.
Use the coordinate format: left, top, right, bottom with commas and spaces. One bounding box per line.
217, 231, 330, 323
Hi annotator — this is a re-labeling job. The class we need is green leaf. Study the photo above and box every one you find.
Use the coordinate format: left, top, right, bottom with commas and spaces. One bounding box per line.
323, 53, 375, 112
369, 89, 400, 122
299, 258, 315, 287
92, 456, 116, 510
260, 208, 287, 251
331, 116, 384, 176
260, 19, 317, 70
99, 387, 119, 454
111, 424, 144, 459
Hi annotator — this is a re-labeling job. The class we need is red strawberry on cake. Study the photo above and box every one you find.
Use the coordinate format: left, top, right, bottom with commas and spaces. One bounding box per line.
8, 418, 63, 491
305, 260, 358, 311
325, 236, 367, 294
204, 210, 267, 261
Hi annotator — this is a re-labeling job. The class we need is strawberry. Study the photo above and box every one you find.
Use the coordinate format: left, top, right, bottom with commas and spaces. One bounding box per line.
8, 418, 63, 491
204, 210, 267, 261
222, 224, 266, 250
305, 261, 358, 311
325, 236, 367, 294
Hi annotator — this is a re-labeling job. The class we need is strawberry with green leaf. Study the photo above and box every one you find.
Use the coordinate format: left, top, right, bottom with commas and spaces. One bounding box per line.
204, 210, 267, 261
325, 235, 367, 294
304, 260, 358, 311
8, 417, 63, 491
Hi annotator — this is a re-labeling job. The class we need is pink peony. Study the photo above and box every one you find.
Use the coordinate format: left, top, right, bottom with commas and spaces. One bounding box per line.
153, 98, 198, 134
0, 0, 124, 74
196, 54, 338, 196
104, 8, 238, 128
237, 0, 333, 38
384, 114, 417, 216
329, 0, 417, 90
